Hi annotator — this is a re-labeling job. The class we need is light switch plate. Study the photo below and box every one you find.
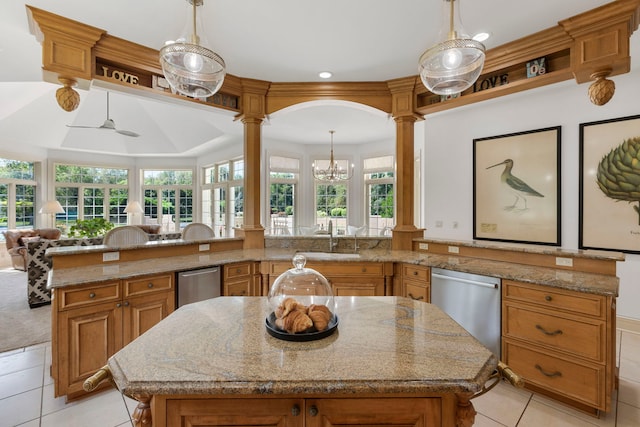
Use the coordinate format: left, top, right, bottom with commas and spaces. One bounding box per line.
199, 244, 210, 251
103, 251, 119, 262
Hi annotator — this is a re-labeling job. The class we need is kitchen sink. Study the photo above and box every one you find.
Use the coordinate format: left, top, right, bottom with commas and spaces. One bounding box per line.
296, 252, 360, 260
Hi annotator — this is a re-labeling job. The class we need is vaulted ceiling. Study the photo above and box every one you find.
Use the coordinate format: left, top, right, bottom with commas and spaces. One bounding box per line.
0, 0, 631, 157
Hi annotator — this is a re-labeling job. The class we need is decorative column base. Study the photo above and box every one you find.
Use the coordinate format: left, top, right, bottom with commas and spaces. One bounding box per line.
235, 226, 265, 249
391, 227, 425, 251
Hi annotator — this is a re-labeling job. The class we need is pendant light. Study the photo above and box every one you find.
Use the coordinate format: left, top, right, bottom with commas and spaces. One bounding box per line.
312, 131, 354, 183
418, 0, 485, 96
159, 0, 226, 99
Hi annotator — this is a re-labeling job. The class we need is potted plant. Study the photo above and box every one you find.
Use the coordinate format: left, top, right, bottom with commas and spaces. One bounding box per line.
68, 218, 114, 238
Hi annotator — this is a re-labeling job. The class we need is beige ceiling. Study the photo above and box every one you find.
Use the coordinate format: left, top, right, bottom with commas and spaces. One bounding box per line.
0, 0, 626, 157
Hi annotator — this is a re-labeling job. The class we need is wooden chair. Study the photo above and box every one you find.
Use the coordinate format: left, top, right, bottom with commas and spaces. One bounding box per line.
103, 225, 149, 247
182, 223, 215, 241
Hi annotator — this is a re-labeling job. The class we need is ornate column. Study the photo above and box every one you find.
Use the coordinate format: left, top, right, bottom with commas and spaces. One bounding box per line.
387, 77, 424, 250
237, 78, 270, 249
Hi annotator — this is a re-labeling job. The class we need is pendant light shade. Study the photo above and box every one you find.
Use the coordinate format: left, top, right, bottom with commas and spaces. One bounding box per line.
160, 0, 226, 99
418, 0, 485, 96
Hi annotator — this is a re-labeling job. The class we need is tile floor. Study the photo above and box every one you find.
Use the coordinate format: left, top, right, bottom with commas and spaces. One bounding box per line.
0, 330, 639, 426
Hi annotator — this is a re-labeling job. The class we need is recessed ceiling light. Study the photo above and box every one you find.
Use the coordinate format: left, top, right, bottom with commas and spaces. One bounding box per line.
319, 71, 332, 79
473, 32, 490, 42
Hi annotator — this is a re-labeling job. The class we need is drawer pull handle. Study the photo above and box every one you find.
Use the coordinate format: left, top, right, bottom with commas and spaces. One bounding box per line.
148, 283, 154, 288
535, 324, 563, 336
362, 268, 367, 272
291, 404, 300, 416
89, 292, 96, 298
535, 364, 562, 378
309, 405, 318, 417
545, 295, 552, 301
408, 293, 424, 301
413, 271, 418, 275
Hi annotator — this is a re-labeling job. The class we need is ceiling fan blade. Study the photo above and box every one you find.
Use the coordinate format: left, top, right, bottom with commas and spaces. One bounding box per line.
116, 129, 140, 137
66, 124, 100, 129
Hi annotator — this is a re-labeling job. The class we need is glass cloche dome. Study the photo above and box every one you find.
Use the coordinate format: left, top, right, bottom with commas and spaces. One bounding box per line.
266, 254, 337, 340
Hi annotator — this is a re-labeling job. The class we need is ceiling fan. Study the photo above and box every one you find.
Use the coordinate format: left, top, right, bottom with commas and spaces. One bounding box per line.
67, 92, 140, 137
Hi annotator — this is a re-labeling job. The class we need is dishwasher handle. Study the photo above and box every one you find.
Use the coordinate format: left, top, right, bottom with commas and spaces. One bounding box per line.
431, 272, 499, 289
179, 268, 219, 278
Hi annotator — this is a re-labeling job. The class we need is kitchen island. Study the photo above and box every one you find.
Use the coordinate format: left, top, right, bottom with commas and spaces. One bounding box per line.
103, 296, 501, 427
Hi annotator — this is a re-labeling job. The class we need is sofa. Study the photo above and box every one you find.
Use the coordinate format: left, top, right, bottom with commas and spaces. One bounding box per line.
26, 229, 182, 308
3, 228, 61, 271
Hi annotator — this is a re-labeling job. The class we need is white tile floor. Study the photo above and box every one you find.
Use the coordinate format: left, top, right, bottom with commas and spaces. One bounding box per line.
0, 330, 639, 427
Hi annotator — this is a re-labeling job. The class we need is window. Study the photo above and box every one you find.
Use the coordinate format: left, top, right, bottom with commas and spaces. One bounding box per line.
315, 183, 348, 234
202, 160, 243, 237
0, 158, 36, 239
54, 164, 129, 233
268, 155, 299, 235
364, 155, 395, 235
142, 169, 194, 232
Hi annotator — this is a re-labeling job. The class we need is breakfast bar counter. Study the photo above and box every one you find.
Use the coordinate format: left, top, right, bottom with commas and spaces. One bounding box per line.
104, 296, 500, 427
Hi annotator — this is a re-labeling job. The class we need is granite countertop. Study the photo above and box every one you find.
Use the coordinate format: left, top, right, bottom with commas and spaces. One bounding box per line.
47, 248, 619, 297
108, 296, 498, 397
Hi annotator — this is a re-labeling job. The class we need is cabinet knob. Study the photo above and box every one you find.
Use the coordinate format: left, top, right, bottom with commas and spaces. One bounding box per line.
362, 268, 367, 272
308, 405, 318, 417
236, 268, 241, 273
148, 283, 154, 288
545, 295, 552, 302
124, 301, 130, 307
116, 303, 121, 308
291, 404, 300, 416
413, 271, 418, 275
89, 292, 96, 298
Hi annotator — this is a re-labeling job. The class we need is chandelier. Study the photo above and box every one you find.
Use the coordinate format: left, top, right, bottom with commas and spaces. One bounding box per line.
312, 131, 354, 182
159, 0, 226, 99
418, 0, 485, 96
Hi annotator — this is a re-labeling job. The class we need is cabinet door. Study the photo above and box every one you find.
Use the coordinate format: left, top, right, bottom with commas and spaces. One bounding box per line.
123, 291, 174, 345
305, 398, 442, 427
57, 301, 122, 399
225, 280, 251, 296
330, 277, 385, 296
166, 398, 304, 427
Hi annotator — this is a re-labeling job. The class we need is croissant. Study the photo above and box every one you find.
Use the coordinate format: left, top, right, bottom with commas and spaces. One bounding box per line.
308, 304, 332, 331
275, 308, 313, 333
275, 297, 305, 319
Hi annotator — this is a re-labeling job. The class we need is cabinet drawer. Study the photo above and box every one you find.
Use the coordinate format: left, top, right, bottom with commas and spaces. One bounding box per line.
59, 281, 120, 310
225, 281, 251, 297
124, 274, 173, 297
405, 280, 429, 302
225, 262, 252, 279
402, 264, 430, 282
503, 340, 605, 409
504, 305, 604, 361
308, 262, 384, 276
503, 280, 604, 318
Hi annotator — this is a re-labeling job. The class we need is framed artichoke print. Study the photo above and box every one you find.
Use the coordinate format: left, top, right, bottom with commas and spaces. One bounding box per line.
473, 126, 561, 245
580, 115, 640, 254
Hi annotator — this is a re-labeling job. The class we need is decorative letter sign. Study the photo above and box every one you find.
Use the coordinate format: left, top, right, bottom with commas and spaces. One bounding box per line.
526, 57, 547, 78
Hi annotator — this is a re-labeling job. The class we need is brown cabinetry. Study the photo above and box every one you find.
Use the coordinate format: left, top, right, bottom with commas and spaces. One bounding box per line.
224, 261, 261, 296
160, 396, 443, 427
399, 264, 430, 302
264, 261, 392, 296
52, 273, 174, 400
502, 280, 615, 415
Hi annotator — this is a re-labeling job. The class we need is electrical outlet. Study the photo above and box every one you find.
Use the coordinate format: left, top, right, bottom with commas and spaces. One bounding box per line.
555, 257, 573, 267
199, 243, 210, 251
448, 246, 459, 254
102, 251, 119, 262
452, 221, 458, 229
418, 243, 428, 250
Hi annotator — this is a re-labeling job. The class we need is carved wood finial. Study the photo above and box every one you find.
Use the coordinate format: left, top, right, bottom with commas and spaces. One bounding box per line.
56, 77, 81, 112
588, 70, 615, 106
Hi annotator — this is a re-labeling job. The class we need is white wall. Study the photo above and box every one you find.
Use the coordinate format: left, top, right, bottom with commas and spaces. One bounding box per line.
420, 71, 640, 321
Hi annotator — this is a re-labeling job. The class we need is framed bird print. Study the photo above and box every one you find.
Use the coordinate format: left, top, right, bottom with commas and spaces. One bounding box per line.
580, 115, 640, 254
473, 126, 561, 245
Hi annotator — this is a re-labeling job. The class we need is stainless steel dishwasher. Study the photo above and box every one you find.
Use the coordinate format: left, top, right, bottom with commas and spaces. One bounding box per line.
430, 267, 501, 357
176, 266, 221, 307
